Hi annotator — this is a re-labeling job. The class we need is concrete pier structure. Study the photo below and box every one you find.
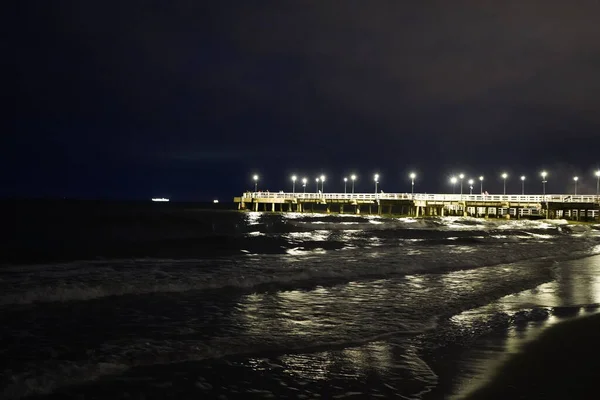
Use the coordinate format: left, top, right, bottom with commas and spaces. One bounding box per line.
234, 192, 600, 220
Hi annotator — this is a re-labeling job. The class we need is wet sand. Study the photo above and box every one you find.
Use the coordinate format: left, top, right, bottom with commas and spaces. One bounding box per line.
465, 313, 600, 399
424, 253, 600, 399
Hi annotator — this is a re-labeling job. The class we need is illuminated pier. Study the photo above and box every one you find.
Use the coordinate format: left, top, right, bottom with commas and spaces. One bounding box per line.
233, 192, 600, 220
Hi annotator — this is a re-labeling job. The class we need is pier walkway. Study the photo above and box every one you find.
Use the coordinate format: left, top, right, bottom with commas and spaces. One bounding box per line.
234, 192, 600, 219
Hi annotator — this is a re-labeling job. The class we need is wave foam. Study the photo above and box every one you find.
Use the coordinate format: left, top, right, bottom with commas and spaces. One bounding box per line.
1, 232, 598, 306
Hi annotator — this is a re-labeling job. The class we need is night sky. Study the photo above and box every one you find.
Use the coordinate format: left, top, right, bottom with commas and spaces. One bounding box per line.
8, 1, 600, 201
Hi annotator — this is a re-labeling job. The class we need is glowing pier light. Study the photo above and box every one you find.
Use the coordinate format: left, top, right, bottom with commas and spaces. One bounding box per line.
351, 174, 357, 193
479, 176, 484, 194
343, 177, 348, 194
253, 174, 259, 192
302, 177, 307, 193
468, 179, 474, 195
151, 198, 169, 202
541, 171, 548, 195
521, 175, 526, 195
595, 170, 600, 197
501, 173, 508, 195
409, 172, 416, 194
320, 175, 326, 193
291, 175, 297, 193
450, 176, 457, 194
459, 173, 465, 195
374, 174, 379, 193
573, 176, 579, 195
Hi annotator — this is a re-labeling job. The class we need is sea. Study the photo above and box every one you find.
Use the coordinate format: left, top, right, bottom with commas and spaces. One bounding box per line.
2, 200, 600, 399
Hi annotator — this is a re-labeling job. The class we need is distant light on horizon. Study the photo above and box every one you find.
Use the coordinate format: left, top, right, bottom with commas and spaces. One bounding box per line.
213, 199, 219, 203
151, 198, 169, 202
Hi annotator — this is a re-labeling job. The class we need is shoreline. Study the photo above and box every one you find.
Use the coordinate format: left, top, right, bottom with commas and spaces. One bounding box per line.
464, 312, 600, 399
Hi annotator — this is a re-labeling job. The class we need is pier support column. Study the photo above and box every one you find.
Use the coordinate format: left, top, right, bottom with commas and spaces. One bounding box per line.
369, 205, 372, 215
326, 204, 331, 213
440, 207, 445, 217
340, 204, 344, 214
253, 202, 259, 212
377, 204, 382, 215
415, 206, 420, 217
356, 205, 361, 214
388, 205, 393, 215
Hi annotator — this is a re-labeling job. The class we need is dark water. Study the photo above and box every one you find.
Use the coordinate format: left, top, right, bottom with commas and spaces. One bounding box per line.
2, 201, 600, 399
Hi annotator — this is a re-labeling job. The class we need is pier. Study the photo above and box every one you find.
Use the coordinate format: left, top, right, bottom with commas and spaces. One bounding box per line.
234, 192, 600, 220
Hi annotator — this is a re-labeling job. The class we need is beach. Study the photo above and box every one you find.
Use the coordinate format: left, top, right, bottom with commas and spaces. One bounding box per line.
464, 312, 600, 399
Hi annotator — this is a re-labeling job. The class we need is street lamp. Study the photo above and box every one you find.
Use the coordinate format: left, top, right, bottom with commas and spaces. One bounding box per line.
320, 175, 326, 193
520, 175, 526, 195
253, 174, 259, 192
315, 177, 319, 193
374, 174, 379, 193
595, 170, 600, 198
459, 173, 465, 195
450, 176, 457, 194
302, 177, 307, 193
479, 176, 484, 194
573, 176, 579, 195
343, 177, 348, 194
291, 175, 297, 193
501, 173, 508, 195
541, 171, 548, 195
468, 179, 474, 195
409, 172, 416, 194
351, 174, 356, 194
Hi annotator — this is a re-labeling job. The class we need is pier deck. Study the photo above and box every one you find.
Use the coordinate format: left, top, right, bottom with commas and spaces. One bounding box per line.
234, 192, 600, 219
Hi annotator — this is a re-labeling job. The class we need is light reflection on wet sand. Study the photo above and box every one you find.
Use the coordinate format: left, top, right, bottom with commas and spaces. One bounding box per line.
443, 254, 600, 399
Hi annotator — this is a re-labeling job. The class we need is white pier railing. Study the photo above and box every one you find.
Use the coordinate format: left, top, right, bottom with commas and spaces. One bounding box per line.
242, 192, 600, 204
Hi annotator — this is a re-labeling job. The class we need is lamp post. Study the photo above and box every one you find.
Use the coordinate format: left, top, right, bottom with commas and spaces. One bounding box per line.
501, 173, 508, 195
541, 171, 548, 195
291, 175, 297, 193
450, 176, 457, 194
253, 175, 259, 192
302, 177, 307, 193
520, 176, 526, 195
573, 176, 579, 195
479, 176, 484, 194
374, 174, 379, 193
351, 174, 356, 194
315, 178, 319, 193
468, 179, 474, 195
459, 173, 465, 195
410, 172, 416, 194
595, 170, 600, 198
320, 175, 326, 193
343, 177, 348, 194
